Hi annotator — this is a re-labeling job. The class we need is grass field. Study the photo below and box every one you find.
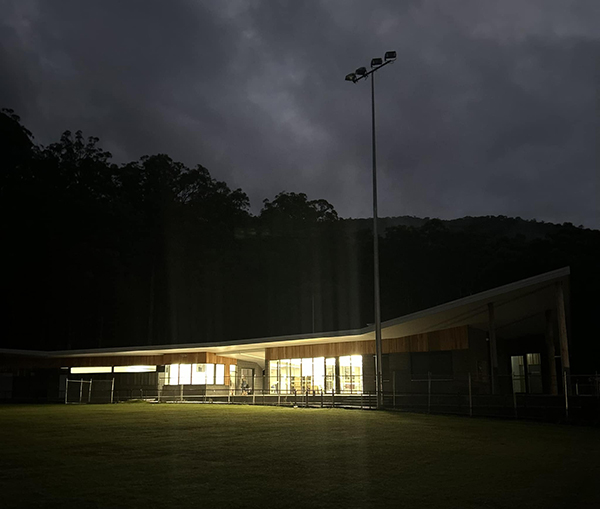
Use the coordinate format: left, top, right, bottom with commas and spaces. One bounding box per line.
0, 404, 599, 509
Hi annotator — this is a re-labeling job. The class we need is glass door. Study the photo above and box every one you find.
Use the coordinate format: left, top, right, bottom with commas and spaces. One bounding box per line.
526, 353, 543, 394
511, 356, 526, 393
240, 368, 253, 394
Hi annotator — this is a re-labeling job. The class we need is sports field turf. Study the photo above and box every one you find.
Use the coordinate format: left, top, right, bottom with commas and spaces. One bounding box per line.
0, 404, 599, 508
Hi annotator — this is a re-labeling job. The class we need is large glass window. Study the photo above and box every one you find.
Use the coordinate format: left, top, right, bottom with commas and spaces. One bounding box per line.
165, 363, 222, 385
114, 365, 156, 373
215, 364, 225, 385
339, 355, 363, 394
280, 359, 291, 394
206, 364, 215, 385
325, 358, 336, 393
71, 366, 112, 374
269, 357, 360, 394
313, 357, 325, 393
229, 365, 236, 390
269, 360, 278, 393
179, 364, 192, 385
192, 364, 206, 385
302, 358, 313, 392
291, 359, 302, 394
166, 364, 179, 385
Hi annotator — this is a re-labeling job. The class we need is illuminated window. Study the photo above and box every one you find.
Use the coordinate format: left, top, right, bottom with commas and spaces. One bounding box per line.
291, 359, 301, 394
269, 360, 278, 394
215, 364, 225, 385
339, 355, 363, 394
269, 357, 337, 394
302, 358, 313, 392
114, 365, 156, 373
71, 366, 112, 374
206, 364, 215, 385
325, 358, 336, 393
229, 364, 236, 387
313, 357, 325, 393
179, 364, 192, 385
192, 364, 206, 385
280, 359, 291, 394
166, 364, 179, 385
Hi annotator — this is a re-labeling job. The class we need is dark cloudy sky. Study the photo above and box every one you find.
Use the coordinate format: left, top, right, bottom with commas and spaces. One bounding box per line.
2, 1, 599, 227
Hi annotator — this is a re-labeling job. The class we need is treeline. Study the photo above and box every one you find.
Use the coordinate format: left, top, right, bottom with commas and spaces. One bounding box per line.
1, 109, 599, 371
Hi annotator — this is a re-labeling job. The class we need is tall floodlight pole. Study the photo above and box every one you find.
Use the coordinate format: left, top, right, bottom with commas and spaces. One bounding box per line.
346, 51, 396, 410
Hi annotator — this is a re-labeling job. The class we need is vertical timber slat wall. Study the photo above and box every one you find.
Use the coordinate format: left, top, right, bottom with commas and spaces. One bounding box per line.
53, 352, 237, 369
265, 326, 469, 361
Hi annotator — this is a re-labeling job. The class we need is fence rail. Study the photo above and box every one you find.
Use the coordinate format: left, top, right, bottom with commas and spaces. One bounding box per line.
80, 371, 599, 423
0, 370, 582, 422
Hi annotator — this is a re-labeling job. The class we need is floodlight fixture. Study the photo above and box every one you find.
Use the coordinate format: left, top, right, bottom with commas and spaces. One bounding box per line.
371, 57, 383, 67
355, 66, 367, 76
384, 51, 397, 61
345, 73, 357, 82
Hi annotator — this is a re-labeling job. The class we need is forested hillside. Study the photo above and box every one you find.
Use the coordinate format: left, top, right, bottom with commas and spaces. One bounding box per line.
1, 109, 598, 372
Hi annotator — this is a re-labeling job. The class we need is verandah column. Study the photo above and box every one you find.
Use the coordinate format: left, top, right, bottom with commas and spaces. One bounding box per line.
555, 281, 571, 392
545, 309, 558, 395
487, 302, 498, 394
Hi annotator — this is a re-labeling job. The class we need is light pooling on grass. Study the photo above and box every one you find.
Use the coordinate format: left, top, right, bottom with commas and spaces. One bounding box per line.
0, 405, 599, 509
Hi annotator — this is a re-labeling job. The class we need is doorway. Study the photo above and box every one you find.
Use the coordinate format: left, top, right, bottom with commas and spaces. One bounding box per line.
240, 368, 254, 395
511, 353, 542, 394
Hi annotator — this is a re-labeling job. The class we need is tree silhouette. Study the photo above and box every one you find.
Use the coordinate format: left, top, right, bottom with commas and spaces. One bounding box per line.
1, 110, 598, 372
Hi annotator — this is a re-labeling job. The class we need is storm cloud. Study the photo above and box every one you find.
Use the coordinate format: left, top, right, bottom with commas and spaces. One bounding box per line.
1, 0, 599, 227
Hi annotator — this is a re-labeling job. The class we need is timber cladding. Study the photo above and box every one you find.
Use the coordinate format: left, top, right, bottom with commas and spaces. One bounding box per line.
13, 352, 239, 369
265, 326, 469, 361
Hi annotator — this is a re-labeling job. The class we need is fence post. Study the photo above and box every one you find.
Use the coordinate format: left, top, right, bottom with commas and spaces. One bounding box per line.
306, 390, 309, 408
427, 372, 432, 414
513, 389, 518, 419
64, 379, 69, 404
263, 374, 266, 405
88, 379, 93, 403
110, 378, 115, 403
563, 371, 569, 419
79, 379, 83, 404
361, 391, 363, 410
468, 372, 472, 417
253, 383, 256, 405
393, 371, 396, 409
321, 390, 323, 408
331, 388, 334, 408
180, 384, 183, 402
